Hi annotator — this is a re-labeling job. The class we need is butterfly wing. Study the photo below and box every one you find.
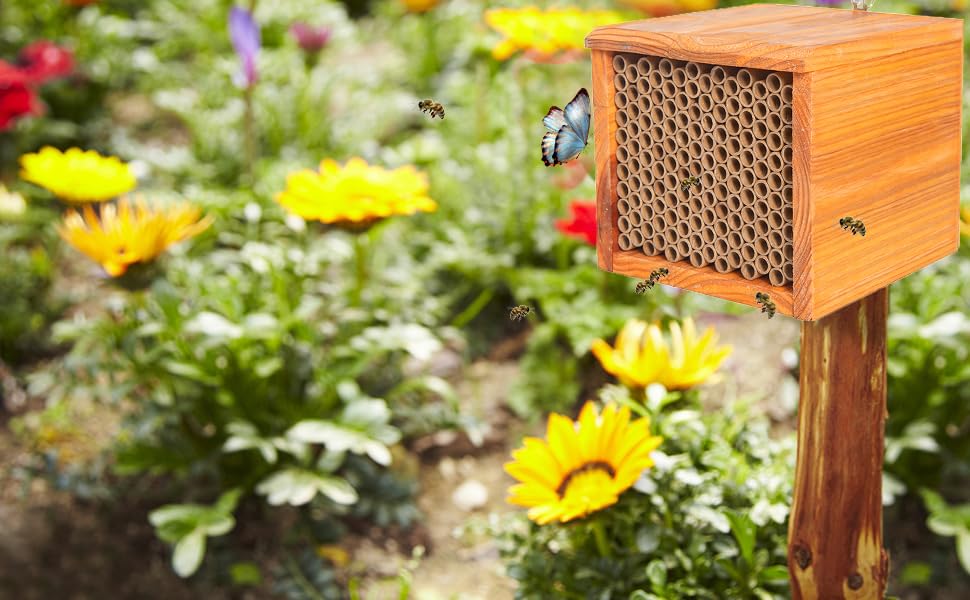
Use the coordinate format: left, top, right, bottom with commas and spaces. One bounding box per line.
541, 130, 560, 166
543, 106, 566, 132
562, 88, 591, 143
552, 125, 587, 164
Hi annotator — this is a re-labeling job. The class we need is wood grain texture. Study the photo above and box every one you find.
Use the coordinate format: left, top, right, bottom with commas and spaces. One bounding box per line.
804, 40, 963, 320
788, 288, 889, 599
791, 70, 815, 319
585, 5, 963, 73
612, 251, 794, 316
591, 49, 617, 272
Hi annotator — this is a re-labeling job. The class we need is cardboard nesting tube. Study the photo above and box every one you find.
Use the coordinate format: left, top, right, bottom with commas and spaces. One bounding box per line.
767, 173, 785, 191
702, 193, 718, 211
728, 212, 744, 231
714, 237, 730, 256
617, 144, 630, 164
618, 215, 633, 232
687, 104, 703, 122
782, 106, 793, 124
765, 73, 784, 93
755, 256, 771, 275
662, 79, 677, 98
783, 224, 794, 243
710, 65, 727, 84
624, 64, 639, 82
768, 248, 786, 269
689, 141, 704, 161
741, 243, 757, 262
628, 175, 644, 194
754, 218, 770, 238
714, 257, 731, 273
676, 203, 692, 221
650, 160, 666, 182
767, 210, 785, 231
658, 58, 674, 78
637, 78, 651, 96
628, 208, 644, 228
739, 89, 755, 109
713, 104, 728, 124
663, 173, 679, 192
783, 205, 794, 223
637, 114, 652, 132
727, 176, 743, 195
649, 106, 664, 125
675, 130, 690, 149
617, 197, 632, 214
767, 112, 783, 131
736, 68, 754, 88
739, 110, 755, 129
686, 122, 703, 140
616, 90, 631, 109
752, 101, 770, 121
782, 145, 793, 163
617, 180, 631, 198
677, 148, 691, 166
689, 251, 706, 268
649, 71, 664, 89
614, 73, 629, 91
653, 231, 668, 251
741, 208, 757, 228
629, 227, 645, 248
627, 137, 643, 156
725, 117, 742, 136
754, 236, 770, 256
727, 250, 743, 269
767, 152, 784, 172
637, 96, 651, 113
698, 95, 714, 114
753, 80, 769, 99
724, 78, 740, 96
613, 54, 629, 72
664, 245, 683, 263
753, 161, 770, 180
782, 84, 793, 104
663, 207, 680, 227
753, 121, 769, 140
663, 154, 678, 174
766, 131, 784, 151
688, 213, 704, 232
640, 201, 655, 220
754, 180, 770, 199
739, 149, 757, 168
651, 211, 668, 232
642, 240, 658, 256
698, 73, 713, 94
617, 233, 634, 251
702, 225, 716, 245
784, 243, 794, 262
701, 172, 716, 189
713, 183, 730, 203
685, 80, 701, 99
616, 127, 629, 145
672, 69, 688, 87
689, 232, 704, 250
727, 230, 744, 251
626, 102, 642, 121
660, 136, 677, 155
685, 62, 701, 80
755, 199, 771, 218
726, 96, 742, 116
768, 268, 787, 287
677, 239, 693, 259
783, 262, 794, 282
711, 85, 726, 104
617, 163, 631, 181
727, 194, 743, 213
713, 145, 729, 164
701, 152, 716, 172
616, 108, 630, 128
636, 56, 653, 74
740, 169, 756, 188
640, 219, 655, 238
768, 230, 785, 249
650, 88, 665, 106
674, 93, 691, 112
782, 164, 793, 184
702, 245, 717, 264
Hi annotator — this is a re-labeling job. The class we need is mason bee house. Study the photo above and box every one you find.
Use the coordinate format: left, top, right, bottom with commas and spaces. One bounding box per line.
587, 5, 964, 320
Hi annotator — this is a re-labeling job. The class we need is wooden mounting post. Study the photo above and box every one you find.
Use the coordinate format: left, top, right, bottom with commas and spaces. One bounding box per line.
788, 288, 889, 599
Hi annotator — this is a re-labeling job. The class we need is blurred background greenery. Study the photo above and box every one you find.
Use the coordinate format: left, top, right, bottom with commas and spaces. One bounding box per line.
0, 0, 967, 598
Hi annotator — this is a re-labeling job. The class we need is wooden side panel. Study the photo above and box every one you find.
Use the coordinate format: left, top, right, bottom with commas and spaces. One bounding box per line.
592, 49, 618, 272
612, 252, 794, 316
585, 5, 963, 73
789, 289, 889, 599
791, 71, 814, 320
805, 40, 963, 320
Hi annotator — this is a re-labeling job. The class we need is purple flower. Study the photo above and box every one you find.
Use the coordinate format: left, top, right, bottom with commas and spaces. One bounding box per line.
229, 6, 260, 88
290, 23, 331, 53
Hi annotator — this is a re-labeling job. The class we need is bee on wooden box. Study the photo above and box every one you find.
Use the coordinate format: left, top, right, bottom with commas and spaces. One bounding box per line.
839, 216, 866, 237
636, 267, 669, 294
680, 176, 701, 192
755, 292, 777, 319
509, 305, 533, 321
418, 99, 445, 119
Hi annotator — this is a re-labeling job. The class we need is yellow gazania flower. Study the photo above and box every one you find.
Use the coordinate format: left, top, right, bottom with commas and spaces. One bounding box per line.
58, 196, 212, 277
19, 146, 137, 204
506, 402, 662, 525
275, 157, 436, 226
401, 0, 440, 13
960, 204, 970, 239
484, 7, 623, 62
591, 318, 732, 390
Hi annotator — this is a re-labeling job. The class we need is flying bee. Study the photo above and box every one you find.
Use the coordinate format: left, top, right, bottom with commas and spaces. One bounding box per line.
418, 99, 445, 119
755, 292, 776, 319
839, 216, 866, 237
509, 305, 533, 322
636, 267, 669, 294
680, 176, 701, 192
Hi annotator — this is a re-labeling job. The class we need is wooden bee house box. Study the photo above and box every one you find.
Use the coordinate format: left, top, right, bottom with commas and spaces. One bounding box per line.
586, 4, 964, 320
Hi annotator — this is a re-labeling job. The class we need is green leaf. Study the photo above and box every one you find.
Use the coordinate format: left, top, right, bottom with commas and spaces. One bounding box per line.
173, 529, 206, 577
727, 511, 757, 565
957, 531, 970, 574
758, 565, 790, 583
635, 526, 660, 554
645, 560, 667, 590
230, 561, 263, 586
161, 360, 218, 385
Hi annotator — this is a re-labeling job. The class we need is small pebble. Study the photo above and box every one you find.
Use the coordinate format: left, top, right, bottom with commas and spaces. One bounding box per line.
452, 479, 489, 512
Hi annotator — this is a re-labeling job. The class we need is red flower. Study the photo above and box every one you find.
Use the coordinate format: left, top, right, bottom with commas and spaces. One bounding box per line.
556, 200, 597, 246
18, 41, 74, 84
0, 82, 42, 131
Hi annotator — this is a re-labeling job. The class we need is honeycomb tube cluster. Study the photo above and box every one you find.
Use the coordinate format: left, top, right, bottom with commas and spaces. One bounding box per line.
612, 53, 795, 287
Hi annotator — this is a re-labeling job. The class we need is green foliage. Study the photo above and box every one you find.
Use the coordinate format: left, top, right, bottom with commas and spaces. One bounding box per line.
920, 489, 970, 573
149, 488, 242, 577
500, 387, 794, 599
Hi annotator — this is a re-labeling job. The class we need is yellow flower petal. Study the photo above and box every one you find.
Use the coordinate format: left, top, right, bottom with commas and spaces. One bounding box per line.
20, 147, 137, 204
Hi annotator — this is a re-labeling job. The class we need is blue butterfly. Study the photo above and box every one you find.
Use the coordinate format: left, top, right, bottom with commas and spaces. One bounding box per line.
542, 88, 591, 167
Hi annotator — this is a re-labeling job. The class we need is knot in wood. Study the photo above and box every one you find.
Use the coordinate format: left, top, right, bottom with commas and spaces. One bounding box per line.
792, 544, 812, 569
847, 572, 864, 590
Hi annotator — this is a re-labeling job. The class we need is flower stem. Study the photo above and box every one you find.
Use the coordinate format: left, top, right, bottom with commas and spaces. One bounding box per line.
591, 519, 611, 558
243, 86, 256, 185
352, 233, 368, 307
